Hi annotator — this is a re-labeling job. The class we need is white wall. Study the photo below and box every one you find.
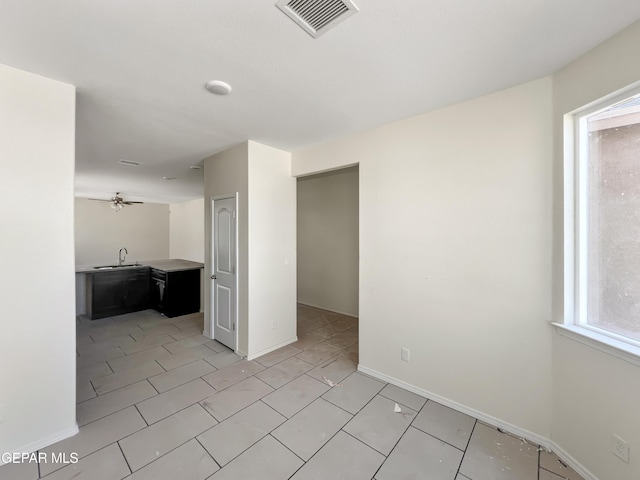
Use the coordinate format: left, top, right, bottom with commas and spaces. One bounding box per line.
297, 167, 359, 316
203, 141, 297, 359
551, 21, 640, 480
247, 141, 297, 357
75, 198, 170, 265
204, 143, 250, 354
170, 198, 204, 263
0, 64, 77, 456
293, 78, 554, 440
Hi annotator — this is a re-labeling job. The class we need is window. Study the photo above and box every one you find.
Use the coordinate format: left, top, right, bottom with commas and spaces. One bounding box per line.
563, 85, 640, 359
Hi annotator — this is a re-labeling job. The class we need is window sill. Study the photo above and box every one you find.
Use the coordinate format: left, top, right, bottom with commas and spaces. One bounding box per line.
552, 322, 640, 367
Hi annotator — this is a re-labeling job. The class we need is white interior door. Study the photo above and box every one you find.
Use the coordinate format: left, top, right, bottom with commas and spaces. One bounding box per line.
211, 196, 237, 350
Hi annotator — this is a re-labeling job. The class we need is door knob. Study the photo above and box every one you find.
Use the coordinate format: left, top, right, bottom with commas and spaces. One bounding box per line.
211, 275, 217, 280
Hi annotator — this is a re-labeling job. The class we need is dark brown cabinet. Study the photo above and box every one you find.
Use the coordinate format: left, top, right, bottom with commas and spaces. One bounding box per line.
86, 268, 150, 320
150, 268, 200, 318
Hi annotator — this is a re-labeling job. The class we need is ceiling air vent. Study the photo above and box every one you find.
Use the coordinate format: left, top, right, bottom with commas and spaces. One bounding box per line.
276, 0, 358, 38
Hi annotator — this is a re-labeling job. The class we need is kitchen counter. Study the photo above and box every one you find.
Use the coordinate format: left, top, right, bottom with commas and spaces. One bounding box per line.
76, 258, 204, 319
143, 259, 204, 272
76, 259, 204, 274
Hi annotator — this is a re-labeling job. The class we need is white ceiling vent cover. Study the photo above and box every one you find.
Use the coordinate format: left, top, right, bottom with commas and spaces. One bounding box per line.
276, 0, 358, 38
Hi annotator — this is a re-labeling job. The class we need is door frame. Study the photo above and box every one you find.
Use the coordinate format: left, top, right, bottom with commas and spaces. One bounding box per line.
209, 193, 239, 352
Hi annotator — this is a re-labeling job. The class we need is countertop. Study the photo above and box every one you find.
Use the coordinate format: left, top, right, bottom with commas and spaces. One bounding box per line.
76, 259, 204, 274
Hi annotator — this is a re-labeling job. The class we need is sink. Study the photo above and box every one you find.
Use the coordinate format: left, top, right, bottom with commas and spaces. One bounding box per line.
93, 263, 140, 270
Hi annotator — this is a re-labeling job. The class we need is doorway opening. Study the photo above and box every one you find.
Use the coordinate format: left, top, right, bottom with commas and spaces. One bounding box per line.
296, 165, 359, 364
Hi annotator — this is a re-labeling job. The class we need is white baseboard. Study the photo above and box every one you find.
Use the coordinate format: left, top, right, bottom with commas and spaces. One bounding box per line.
246, 336, 298, 361
357, 365, 598, 480
297, 302, 358, 318
0, 424, 79, 466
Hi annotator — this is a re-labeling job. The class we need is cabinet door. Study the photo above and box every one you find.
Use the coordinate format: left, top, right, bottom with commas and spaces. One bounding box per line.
163, 269, 200, 318
89, 269, 150, 320
124, 270, 150, 310
90, 271, 129, 319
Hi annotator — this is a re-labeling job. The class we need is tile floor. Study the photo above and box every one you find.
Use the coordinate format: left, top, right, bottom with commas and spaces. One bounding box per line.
0, 305, 584, 480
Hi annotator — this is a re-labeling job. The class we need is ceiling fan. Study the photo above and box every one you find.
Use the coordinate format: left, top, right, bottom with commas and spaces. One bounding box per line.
88, 192, 143, 212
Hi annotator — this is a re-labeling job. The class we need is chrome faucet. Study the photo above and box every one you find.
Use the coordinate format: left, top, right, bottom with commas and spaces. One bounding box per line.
118, 247, 128, 266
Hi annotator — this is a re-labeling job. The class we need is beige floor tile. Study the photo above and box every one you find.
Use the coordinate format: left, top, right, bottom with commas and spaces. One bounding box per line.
76, 380, 157, 426
322, 371, 385, 414
169, 326, 203, 340
131, 324, 180, 339
324, 330, 358, 349
459, 423, 538, 480
262, 374, 329, 418
40, 407, 145, 476
205, 340, 230, 353
201, 360, 265, 391
539, 470, 567, 480
204, 350, 242, 369
92, 361, 165, 395
157, 345, 217, 371
77, 335, 135, 355
412, 400, 476, 450
255, 345, 302, 368
148, 359, 216, 393
136, 378, 215, 424
90, 324, 144, 343
77, 362, 113, 383
272, 398, 352, 461
311, 324, 344, 337
539, 451, 583, 480
0, 460, 39, 480
306, 355, 357, 385
343, 395, 417, 455
107, 346, 171, 373
126, 439, 218, 480
208, 435, 303, 480
200, 376, 273, 421
255, 356, 314, 389
39, 444, 130, 480
119, 404, 217, 472
77, 346, 124, 369
295, 342, 343, 366
376, 426, 463, 480
121, 334, 175, 355
76, 381, 96, 403
163, 335, 211, 354
378, 383, 427, 411
290, 331, 328, 350
290, 431, 384, 480
198, 400, 286, 466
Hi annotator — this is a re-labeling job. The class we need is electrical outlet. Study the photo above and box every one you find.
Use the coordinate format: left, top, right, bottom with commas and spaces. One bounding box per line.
401, 348, 410, 362
612, 434, 630, 463
272, 319, 277, 330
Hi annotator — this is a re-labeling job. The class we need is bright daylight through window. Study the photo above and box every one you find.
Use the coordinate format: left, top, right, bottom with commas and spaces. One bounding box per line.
570, 88, 640, 349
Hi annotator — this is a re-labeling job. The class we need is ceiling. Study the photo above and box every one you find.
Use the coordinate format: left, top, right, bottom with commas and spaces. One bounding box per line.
1, 1, 640, 204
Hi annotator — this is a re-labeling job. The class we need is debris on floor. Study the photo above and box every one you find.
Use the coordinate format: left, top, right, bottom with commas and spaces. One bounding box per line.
394, 403, 402, 413
322, 376, 342, 387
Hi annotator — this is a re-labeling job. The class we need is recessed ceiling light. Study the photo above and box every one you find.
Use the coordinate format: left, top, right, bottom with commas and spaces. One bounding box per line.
162, 176, 176, 181
205, 80, 232, 96
189, 165, 202, 170
118, 159, 142, 166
